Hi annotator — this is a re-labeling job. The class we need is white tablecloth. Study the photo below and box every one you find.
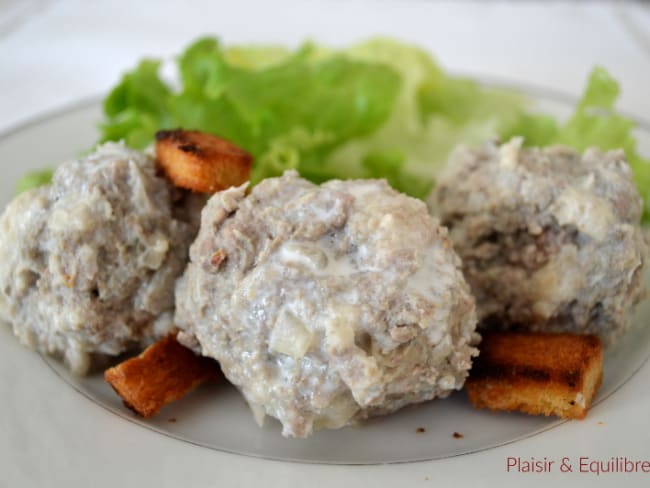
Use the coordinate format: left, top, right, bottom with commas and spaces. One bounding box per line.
1, 1, 649, 487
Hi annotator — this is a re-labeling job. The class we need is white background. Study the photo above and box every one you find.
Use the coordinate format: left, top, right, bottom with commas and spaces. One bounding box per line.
1, 1, 650, 487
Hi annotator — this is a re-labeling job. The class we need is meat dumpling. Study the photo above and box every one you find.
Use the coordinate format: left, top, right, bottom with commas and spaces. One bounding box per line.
432, 138, 647, 344
175, 170, 478, 438
0, 143, 199, 374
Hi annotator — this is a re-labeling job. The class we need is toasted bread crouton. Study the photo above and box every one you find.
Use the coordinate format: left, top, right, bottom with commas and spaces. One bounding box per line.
155, 129, 252, 193
104, 335, 221, 418
466, 332, 602, 419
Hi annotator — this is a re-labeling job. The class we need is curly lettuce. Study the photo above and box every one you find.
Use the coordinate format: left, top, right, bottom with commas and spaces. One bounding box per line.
101, 38, 401, 185
99, 37, 650, 218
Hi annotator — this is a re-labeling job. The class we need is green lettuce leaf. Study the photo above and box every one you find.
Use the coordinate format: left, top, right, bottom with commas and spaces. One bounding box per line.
101, 59, 173, 148
16, 169, 53, 194
326, 38, 526, 198
100, 37, 401, 185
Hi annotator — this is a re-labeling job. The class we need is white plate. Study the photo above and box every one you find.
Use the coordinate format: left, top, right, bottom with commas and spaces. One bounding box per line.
1, 90, 649, 468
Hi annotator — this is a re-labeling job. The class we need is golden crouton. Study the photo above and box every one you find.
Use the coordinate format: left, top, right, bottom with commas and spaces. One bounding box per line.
466, 332, 602, 419
104, 335, 221, 418
155, 129, 252, 193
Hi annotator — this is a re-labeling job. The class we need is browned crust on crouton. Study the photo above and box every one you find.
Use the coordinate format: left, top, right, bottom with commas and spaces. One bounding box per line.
155, 129, 252, 193
104, 335, 221, 418
466, 332, 603, 419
